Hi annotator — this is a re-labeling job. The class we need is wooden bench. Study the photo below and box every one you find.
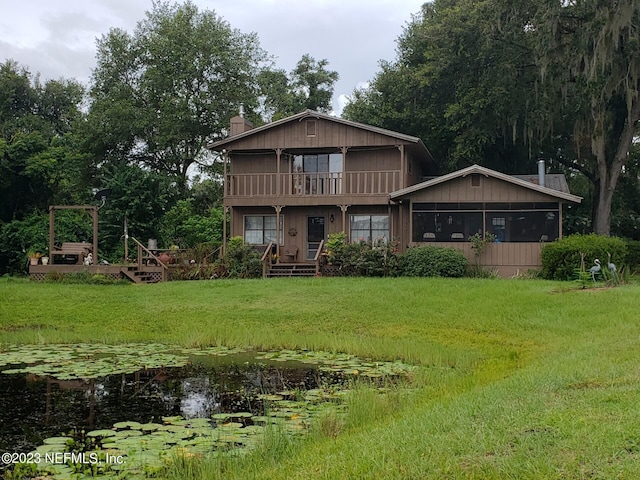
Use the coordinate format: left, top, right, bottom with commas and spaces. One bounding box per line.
51, 242, 93, 265
282, 246, 298, 262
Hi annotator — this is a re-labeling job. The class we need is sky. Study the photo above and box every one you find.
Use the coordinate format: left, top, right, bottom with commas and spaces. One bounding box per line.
0, 0, 425, 116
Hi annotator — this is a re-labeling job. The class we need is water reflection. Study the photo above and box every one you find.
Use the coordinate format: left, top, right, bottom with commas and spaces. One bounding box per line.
0, 356, 331, 456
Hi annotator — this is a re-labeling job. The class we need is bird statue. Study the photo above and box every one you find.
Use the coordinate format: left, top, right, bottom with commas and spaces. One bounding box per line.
607, 252, 616, 274
589, 259, 601, 281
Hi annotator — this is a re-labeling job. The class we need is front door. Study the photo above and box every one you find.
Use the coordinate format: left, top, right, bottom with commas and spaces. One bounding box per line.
307, 216, 325, 260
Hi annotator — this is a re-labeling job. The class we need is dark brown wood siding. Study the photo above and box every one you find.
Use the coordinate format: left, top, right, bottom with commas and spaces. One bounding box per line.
225, 117, 407, 151
408, 175, 561, 203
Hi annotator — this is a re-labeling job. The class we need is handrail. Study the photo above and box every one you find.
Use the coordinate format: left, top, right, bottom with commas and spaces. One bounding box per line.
131, 237, 168, 270
260, 242, 274, 262
314, 239, 325, 275
226, 170, 401, 197
202, 246, 222, 264
261, 242, 274, 278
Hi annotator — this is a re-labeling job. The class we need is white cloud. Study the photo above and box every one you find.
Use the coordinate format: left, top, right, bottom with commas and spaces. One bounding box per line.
0, 0, 423, 115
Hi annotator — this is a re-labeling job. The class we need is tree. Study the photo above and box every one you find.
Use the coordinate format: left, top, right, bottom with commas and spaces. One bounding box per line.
0, 61, 89, 221
343, 0, 540, 174
344, 0, 640, 235
96, 163, 177, 260
532, 0, 640, 235
86, 1, 268, 185
259, 54, 339, 120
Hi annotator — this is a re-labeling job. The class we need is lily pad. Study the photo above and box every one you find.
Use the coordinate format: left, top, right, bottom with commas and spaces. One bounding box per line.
87, 429, 117, 438
114, 421, 142, 430
43, 436, 72, 445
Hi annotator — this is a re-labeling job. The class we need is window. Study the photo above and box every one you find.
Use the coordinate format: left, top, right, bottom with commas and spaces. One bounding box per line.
244, 216, 283, 245
412, 212, 482, 242
306, 119, 317, 137
486, 211, 558, 242
350, 215, 389, 244
293, 153, 343, 194
412, 202, 561, 243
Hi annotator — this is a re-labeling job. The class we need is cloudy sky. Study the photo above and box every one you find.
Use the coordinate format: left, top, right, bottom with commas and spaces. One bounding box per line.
0, 0, 425, 115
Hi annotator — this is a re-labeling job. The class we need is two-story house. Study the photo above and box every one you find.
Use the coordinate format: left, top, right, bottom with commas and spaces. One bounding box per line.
209, 110, 581, 276
208, 109, 435, 264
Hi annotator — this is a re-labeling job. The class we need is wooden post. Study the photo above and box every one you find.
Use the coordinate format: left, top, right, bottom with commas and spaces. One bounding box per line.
49, 206, 55, 260
91, 206, 98, 265
274, 205, 282, 259
340, 205, 349, 240
276, 148, 282, 196
123, 217, 128, 261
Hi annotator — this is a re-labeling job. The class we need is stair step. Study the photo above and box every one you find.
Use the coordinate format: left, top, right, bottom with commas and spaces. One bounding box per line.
266, 264, 317, 278
121, 266, 161, 284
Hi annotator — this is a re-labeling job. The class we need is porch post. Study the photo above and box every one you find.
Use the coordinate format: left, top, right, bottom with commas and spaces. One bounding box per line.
222, 149, 228, 196
341, 147, 348, 195
274, 205, 282, 259
275, 148, 282, 196
558, 203, 563, 239
398, 145, 405, 188
49, 206, 55, 260
339, 205, 349, 240
91, 206, 98, 265
223, 206, 229, 254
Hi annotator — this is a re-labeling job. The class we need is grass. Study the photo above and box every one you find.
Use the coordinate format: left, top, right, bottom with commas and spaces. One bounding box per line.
1, 276, 640, 479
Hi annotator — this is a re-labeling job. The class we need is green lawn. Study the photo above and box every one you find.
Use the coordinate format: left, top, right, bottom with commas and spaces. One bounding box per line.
1, 276, 639, 479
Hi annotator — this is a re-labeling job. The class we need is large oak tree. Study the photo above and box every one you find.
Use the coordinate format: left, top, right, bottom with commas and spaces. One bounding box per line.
86, 1, 268, 185
344, 0, 640, 235
533, 0, 640, 235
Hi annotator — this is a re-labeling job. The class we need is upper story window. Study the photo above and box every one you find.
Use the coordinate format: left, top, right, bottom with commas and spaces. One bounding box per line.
293, 153, 343, 195
306, 119, 317, 137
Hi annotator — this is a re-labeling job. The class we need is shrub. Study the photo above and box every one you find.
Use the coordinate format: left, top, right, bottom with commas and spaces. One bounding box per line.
401, 246, 468, 277
213, 236, 262, 278
336, 241, 401, 277
325, 232, 348, 265
623, 240, 640, 271
540, 234, 627, 280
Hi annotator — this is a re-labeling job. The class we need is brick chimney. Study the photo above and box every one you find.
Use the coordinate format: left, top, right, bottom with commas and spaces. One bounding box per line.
229, 105, 253, 136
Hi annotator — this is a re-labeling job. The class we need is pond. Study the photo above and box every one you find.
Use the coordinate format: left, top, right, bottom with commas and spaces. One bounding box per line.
0, 344, 414, 479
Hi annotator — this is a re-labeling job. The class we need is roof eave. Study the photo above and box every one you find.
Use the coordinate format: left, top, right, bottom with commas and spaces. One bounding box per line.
208, 109, 429, 152
390, 165, 582, 203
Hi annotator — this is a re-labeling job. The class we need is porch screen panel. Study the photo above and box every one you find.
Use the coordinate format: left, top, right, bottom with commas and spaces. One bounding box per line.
485, 211, 558, 242
412, 212, 482, 242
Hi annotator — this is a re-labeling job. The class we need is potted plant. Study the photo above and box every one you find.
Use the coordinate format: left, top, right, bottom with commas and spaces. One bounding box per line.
28, 251, 42, 266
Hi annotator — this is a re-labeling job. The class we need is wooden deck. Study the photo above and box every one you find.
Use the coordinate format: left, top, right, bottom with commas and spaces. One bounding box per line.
29, 264, 167, 283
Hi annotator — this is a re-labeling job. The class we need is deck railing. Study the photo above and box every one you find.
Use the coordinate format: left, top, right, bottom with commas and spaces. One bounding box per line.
131, 237, 169, 270
314, 239, 325, 276
261, 242, 274, 278
226, 171, 401, 197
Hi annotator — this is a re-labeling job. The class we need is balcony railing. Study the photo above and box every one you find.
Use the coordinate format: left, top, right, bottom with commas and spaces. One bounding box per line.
226, 171, 401, 197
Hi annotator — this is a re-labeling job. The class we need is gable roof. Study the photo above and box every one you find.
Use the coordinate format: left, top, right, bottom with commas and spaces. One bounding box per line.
208, 109, 434, 160
390, 164, 582, 203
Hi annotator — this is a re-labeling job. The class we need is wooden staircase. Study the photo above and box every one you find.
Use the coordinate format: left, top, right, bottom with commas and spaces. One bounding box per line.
266, 263, 317, 278
121, 266, 159, 284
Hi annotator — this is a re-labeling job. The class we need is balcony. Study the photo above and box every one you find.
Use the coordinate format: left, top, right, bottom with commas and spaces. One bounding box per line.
225, 171, 401, 198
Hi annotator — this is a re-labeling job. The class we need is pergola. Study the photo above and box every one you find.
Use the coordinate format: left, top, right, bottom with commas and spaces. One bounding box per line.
48, 205, 99, 265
